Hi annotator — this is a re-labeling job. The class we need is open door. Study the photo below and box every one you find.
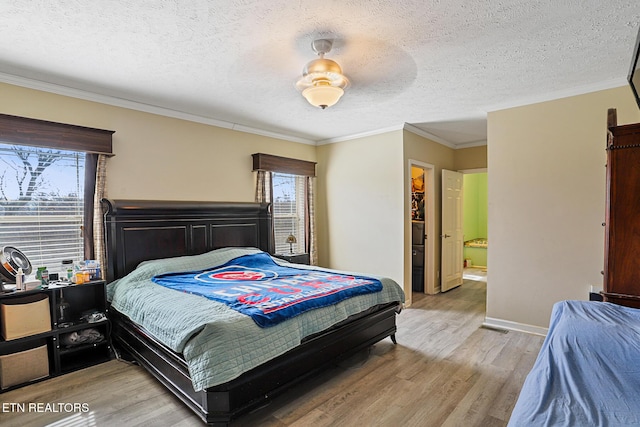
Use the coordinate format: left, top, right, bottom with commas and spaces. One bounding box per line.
408, 160, 436, 298
441, 169, 463, 291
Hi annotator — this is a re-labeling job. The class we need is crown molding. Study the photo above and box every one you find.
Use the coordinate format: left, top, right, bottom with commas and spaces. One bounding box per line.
229, 123, 315, 145
402, 123, 457, 149
316, 124, 406, 145
455, 139, 488, 149
0, 72, 316, 145
4, 70, 617, 150
484, 78, 628, 112
317, 122, 485, 150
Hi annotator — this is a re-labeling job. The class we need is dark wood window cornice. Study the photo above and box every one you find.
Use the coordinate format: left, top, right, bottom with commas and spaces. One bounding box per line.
0, 113, 114, 155
252, 153, 316, 177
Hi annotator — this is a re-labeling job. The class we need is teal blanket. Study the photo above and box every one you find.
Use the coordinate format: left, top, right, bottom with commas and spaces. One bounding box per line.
107, 248, 405, 391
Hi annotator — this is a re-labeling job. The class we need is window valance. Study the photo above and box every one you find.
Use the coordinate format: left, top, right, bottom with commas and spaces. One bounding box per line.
252, 153, 316, 177
0, 113, 114, 155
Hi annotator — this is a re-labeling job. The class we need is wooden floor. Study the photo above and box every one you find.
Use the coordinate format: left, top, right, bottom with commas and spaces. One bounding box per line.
0, 279, 544, 427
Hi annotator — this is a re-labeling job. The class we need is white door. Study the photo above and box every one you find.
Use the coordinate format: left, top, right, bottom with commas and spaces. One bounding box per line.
441, 169, 463, 292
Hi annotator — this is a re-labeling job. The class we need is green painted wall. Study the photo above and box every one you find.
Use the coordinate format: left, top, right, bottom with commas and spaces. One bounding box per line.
463, 173, 488, 240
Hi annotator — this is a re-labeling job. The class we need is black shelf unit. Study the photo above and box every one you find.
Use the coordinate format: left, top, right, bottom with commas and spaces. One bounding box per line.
273, 253, 310, 265
0, 281, 111, 392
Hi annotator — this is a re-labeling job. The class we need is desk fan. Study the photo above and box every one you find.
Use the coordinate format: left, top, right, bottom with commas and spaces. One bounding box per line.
0, 246, 32, 291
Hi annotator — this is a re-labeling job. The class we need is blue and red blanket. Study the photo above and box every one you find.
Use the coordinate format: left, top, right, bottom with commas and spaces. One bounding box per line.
152, 252, 382, 327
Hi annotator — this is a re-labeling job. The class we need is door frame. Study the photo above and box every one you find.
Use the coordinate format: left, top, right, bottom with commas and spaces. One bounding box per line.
460, 167, 488, 271
408, 160, 436, 295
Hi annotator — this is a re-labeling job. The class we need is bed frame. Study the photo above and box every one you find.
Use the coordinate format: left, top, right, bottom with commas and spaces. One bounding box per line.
102, 199, 399, 426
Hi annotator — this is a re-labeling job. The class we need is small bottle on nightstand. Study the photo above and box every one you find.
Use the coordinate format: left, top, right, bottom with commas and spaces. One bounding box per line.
16, 267, 25, 291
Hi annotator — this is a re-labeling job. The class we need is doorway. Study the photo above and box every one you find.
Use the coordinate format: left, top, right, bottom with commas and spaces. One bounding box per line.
409, 160, 435, 298
462, 170, 488, 281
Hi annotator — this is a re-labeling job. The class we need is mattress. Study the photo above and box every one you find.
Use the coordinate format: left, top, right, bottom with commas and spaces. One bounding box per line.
107, 247, 405, 391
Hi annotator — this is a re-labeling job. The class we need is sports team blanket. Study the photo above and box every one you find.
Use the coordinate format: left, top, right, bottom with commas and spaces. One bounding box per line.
152, 252, 383, 327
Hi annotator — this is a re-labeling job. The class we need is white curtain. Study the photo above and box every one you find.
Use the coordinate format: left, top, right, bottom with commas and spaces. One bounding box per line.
92, 154, 108, 279
306, 176, 317, 265
255, 170, 272, 204
255, 170, 274, 251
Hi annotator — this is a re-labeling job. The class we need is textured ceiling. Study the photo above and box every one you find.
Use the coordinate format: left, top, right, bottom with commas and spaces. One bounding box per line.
0, 1, 638, 146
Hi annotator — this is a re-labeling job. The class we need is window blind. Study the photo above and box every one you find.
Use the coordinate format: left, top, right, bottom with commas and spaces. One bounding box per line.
0, 144, 85, 272
272, 173, 306, 254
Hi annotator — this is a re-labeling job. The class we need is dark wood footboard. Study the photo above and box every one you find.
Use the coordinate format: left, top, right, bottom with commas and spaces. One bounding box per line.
110, 302, 399, 426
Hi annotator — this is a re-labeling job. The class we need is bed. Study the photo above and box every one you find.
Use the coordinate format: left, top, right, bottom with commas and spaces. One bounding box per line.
508, 300, 640, 426
101, 199, 404, 426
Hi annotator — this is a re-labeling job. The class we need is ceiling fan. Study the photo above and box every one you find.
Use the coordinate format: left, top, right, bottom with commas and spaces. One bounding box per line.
292, 36, 418, 109
295, 39, 349, 109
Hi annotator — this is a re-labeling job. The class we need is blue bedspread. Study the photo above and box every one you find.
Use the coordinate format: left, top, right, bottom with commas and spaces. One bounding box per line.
508, 300, 640, 426
152, 252, 382, 327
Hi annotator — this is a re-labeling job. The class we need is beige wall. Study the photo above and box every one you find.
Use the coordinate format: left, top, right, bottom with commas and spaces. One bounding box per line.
316, 131, 405, 289
487, 86, 640, 329
455, 145, 487, 171
403, 130, 456, 300
0, 83, 316, 202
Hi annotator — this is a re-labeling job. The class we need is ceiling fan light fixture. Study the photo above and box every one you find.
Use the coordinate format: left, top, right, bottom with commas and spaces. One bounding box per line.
296, 39, 349, 109
302, 85, 345, 109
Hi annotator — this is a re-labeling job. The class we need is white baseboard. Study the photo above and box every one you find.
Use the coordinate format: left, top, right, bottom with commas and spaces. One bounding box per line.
482, 317, 548, 337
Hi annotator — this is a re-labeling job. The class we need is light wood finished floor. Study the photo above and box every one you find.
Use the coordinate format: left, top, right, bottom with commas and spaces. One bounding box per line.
0, 279, 544, 427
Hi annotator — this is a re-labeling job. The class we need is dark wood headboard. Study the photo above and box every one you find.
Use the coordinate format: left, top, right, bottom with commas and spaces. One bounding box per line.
101, 199, 273, 282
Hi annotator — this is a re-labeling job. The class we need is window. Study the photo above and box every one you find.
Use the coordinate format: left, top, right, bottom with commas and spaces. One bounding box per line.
0, 113, 114, 276
0, 143, 85, 269
252, 153, 316, 262
272, 173, 306, 254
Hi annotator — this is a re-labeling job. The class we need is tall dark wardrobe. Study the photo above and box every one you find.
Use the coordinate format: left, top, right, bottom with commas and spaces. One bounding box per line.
602, 109, 640, 308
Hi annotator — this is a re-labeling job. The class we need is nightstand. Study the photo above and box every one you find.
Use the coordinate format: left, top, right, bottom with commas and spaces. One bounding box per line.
0, 280, 111, 392
273, 253, 310, 265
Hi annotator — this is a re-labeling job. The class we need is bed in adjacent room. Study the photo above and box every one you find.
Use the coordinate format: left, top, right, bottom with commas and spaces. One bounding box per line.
101, 199, 405, 427
508, 300, 640, 426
